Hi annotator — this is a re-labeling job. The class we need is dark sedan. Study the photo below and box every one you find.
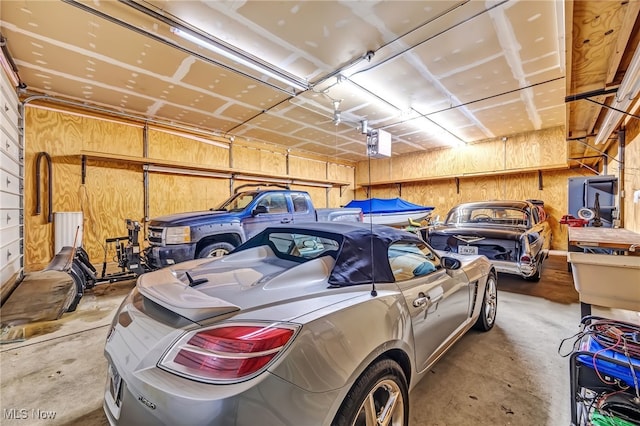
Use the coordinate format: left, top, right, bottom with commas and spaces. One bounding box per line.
425, 200, 552, 281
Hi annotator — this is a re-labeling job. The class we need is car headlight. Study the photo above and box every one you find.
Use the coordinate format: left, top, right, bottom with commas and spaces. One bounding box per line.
165, 226, 191, 244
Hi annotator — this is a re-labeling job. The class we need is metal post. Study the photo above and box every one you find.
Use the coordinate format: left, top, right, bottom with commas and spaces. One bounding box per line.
617, 128, 625, 227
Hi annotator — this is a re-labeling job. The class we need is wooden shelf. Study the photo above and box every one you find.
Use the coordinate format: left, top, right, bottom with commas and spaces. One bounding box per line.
357, 164, 570, 187
80, 150, 351, 188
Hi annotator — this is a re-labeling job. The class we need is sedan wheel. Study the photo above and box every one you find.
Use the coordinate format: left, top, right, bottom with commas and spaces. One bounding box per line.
334, 359, 408, 426
473, 271, 497, 331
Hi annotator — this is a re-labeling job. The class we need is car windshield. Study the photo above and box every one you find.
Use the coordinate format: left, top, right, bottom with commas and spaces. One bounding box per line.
267, 232, 341, 261
446, 206, 529, 227
216, 192, 258, 212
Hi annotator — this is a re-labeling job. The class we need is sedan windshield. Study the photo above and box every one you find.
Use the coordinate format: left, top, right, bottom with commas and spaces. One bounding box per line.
446, 207, 529, 227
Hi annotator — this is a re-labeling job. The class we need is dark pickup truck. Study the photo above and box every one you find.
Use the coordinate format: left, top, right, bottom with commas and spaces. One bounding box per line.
144, 188, 362, 268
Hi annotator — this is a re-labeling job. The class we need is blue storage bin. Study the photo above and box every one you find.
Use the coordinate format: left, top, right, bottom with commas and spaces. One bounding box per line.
577, 333, 640, 388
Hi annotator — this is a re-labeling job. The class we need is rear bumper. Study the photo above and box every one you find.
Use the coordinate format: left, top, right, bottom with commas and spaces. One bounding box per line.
492, 257, 540, 278
103, 366, 339, 426
145, 244, 196, 269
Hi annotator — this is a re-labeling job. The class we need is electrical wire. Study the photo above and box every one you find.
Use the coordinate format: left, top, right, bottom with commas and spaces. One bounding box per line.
566, 318, 640, 425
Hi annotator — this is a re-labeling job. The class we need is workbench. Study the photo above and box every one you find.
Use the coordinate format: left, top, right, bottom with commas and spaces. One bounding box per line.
568, 226, 640, 252
567, 227, 640, 317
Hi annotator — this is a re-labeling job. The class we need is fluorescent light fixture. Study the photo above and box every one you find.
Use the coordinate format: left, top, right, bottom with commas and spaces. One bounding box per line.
412, 113, 466, 147
338, 75, 401, 117
171, 27, 308, 92
144, 165, 231, 179
595, 44, 640, 144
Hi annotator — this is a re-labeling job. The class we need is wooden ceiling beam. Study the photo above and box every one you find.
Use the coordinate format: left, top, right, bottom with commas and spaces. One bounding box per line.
605, 0, 640, 85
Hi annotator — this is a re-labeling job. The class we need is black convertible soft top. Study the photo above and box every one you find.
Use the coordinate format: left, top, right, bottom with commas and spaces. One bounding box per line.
233, 222, 424, 286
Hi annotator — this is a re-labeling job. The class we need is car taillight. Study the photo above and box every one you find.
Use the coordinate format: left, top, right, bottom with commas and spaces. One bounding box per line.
520, 255, 531, 263
159, 323, 299, 383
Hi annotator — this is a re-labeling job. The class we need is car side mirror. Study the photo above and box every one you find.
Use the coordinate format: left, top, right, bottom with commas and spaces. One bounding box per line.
441, 256, 461, 270
253, 205, 269, 216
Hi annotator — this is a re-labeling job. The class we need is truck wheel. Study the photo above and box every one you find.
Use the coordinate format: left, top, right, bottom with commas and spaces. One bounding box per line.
197, 242, 235, 258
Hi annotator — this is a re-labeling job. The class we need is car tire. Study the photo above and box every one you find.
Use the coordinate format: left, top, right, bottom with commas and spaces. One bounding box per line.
473, 270, 497, 331
333, 358, 408, 426
197, 242, 235, 258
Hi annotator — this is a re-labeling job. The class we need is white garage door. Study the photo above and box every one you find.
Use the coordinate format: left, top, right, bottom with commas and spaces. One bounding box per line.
0, 68, 23, 304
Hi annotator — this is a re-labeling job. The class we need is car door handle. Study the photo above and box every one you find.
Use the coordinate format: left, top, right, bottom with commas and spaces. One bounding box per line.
413, 296, 428, 308
413, 292, 443, 308
280, 218, 292, 223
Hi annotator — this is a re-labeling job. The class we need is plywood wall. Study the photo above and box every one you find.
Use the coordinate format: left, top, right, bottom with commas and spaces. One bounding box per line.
625, 137, 640, 233
355, 126, 567, 184
25, 108, 145, 270
147, 128, 229, 167
23, 104, 356, 271
232, 143, 287, 174
328, 163, 356, 207
356, 168, 595, 251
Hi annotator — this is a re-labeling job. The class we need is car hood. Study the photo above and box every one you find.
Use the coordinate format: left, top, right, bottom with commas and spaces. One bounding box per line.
148, 210, 239, 227
429, 224, 526, 241
137, 245, 362, 323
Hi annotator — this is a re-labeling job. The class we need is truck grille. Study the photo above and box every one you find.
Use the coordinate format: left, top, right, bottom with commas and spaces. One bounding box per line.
148, 226, 164, 245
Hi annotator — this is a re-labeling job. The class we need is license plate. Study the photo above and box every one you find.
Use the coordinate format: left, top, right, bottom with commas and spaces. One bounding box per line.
459, 245, 478, 255
108, 364, 122, 406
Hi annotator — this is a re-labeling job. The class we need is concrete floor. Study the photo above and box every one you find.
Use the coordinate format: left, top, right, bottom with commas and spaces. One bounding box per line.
1, 255, 638, 426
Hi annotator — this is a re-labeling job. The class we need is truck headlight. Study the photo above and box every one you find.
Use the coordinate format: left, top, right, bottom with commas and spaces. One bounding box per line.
165, 226, 191, 244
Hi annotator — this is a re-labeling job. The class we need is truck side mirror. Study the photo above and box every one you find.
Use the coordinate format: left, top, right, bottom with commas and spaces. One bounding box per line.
253, 205, 269, 216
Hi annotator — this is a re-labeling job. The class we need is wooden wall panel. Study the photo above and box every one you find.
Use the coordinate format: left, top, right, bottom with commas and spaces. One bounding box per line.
356, 157, 392, 183
148, 129, 229, 167
300, 187, 328, 208
262, 150, 287, 175
25, 108, 82, 270
505, 127, 567, 169
288, 155, 326, 180
148, 175, 229, 218
356, 126, 567, 184
26, 107, 83, 155
232, 144, 287, 175
232, 145, 262, 172
84, 118, 142, 156
328, 163, 355, 207
464, 141, 505, 174
622, 132, 640, 233
80, 161, 143, 261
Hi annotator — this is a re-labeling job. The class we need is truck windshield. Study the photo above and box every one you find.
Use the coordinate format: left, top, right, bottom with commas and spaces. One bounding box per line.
216, 192, 258, 212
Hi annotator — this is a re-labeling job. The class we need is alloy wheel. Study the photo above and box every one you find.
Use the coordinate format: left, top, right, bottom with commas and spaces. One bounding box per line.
352, 379, 405, 426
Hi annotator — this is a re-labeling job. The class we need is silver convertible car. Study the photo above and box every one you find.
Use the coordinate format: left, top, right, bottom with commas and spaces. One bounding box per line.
103, 222, 497, 426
